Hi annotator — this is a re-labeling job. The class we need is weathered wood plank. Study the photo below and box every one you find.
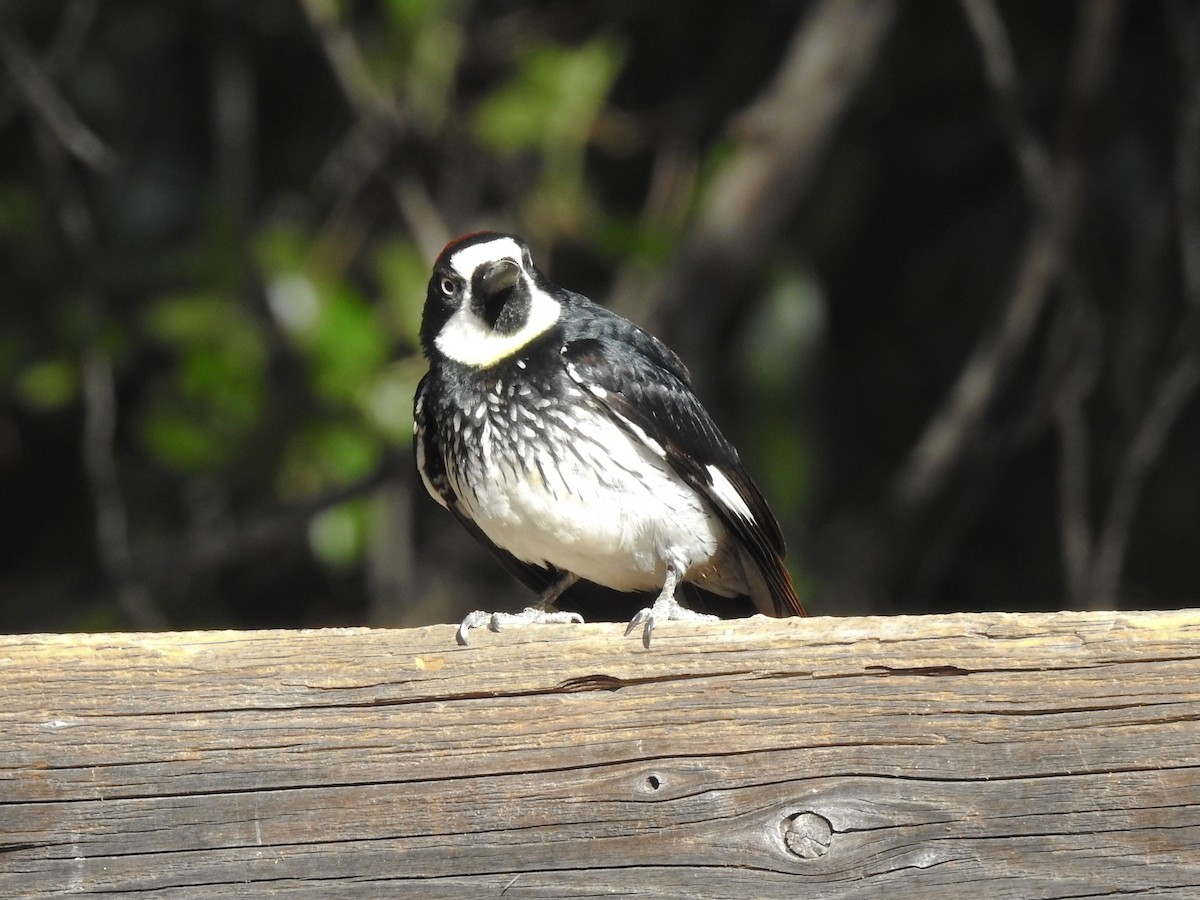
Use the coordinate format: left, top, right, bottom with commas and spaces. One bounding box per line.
2, 610, 1199, 897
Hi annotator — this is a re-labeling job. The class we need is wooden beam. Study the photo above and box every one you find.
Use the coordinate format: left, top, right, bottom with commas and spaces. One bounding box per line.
4, 610, 1200, 896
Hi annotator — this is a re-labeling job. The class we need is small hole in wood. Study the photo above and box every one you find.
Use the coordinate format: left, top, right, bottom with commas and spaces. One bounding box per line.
645, 774, 662, 790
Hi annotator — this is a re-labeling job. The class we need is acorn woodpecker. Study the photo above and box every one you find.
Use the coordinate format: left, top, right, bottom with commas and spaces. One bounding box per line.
414, 232, 805, 646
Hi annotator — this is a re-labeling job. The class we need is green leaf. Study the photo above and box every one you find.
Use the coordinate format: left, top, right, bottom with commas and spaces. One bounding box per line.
145, 292, 267, 429
475, 38, 624, 153
595, 218, 676, 267
382, 0, 463, 128
373, 237, 429, 349
308, 499, 368, 568
140, 413, 228, 471
308, 283, 389, 404
137, 293, 268, 471
476, 37, 624, 230
279, 421, 381, 497
384, 0, 449, 31
358, 354, 427, 441
15, 358, 78, 411
256, 222, 312, 279
312, 421, 380, 482
147, 291, 233, 343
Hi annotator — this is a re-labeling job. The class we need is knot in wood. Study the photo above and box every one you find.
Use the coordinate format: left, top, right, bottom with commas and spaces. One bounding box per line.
781, 811, 832, 859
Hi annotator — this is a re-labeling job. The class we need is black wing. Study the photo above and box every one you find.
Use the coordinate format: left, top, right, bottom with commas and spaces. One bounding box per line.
560, 336, 805, 618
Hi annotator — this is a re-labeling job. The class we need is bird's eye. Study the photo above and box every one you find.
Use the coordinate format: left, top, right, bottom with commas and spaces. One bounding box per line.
439, 276, 456, 298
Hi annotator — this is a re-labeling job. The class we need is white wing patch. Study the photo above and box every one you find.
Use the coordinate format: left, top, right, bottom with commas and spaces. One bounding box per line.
607, 408, 666, 458
706, 464, 755, 524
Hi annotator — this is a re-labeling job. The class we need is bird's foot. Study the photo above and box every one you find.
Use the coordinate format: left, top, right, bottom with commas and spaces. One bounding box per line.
625, 595, 719, 648
456, 607, 584, 646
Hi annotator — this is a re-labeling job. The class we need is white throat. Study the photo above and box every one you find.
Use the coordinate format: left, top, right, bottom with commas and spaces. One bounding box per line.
435, 238, 562, 367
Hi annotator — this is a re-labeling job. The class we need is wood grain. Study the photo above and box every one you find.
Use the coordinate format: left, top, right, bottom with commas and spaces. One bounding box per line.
3, 610, 1199, 897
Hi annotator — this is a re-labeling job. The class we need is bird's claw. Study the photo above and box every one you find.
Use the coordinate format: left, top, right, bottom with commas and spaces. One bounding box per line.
624, 596, 719, 648
456, 606, 584, 645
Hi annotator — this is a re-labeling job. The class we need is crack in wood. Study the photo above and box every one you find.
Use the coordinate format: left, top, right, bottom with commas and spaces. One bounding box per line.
865, 664, 972, 676
553, 670, 753, 692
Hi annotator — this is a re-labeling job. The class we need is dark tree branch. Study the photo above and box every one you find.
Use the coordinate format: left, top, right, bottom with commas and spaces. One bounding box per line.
121, 459, 402, 587
958, 0, 1057, 210
645, 0, 899, 378
29, 117, 163, 629
893, 224, 1063, 514
896, 1, 1122, 519
1050, 298, 1103, 601
81, 345, 167, 629
1076, 0, 1200, 607
1169, 0, 1200, 313
299, 0, 449, 260
1083, 354, 1200, 607
298, 0, 402, 128
801, 2, 1129, 613
0, 26, 117, 172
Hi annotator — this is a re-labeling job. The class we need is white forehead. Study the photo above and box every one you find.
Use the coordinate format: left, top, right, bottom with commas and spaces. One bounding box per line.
448, 236, 525, 282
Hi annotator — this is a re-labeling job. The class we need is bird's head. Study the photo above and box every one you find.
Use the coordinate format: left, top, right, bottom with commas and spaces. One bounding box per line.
420, 232, 562, 368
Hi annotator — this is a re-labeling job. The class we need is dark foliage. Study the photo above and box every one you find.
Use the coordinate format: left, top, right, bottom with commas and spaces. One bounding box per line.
0, 0, 1195, 632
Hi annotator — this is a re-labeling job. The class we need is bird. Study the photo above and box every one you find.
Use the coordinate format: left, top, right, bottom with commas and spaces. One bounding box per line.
413, 231, 805, 647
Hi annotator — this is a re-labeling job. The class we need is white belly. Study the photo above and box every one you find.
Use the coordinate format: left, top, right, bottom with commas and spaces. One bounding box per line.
452, 407, 724, 592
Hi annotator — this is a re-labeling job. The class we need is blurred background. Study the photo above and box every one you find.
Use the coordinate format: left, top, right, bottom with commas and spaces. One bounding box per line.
1, 0, 1196, 634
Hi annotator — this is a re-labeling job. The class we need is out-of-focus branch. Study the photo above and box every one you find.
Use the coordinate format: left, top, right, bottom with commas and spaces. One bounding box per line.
81, 346, 167, 630
393, 172, 451, 263
1051, 301, 1101, 600
687, 0, 897, 264
0, 1, 98, 126
119, 459, 400, 587
293, 3, 446, 628
1170, 0, 1200, 314
894, 226, 1062, 513
298, 0, 401, 127
14, 6, 163, 624
893, 1, 1123, 516
904, 289, 1101, 605
30, 114, 162, 628
41, 0, 98, 73
212, 25, 255, 225
1083, 354, 1200, 608
931, 0, 1197, 611
1077, 0, 1200, 608
299, 0, 449, 260
0, 26, 117, 172
959, 0, 1056, 208
646, 0, 899, 372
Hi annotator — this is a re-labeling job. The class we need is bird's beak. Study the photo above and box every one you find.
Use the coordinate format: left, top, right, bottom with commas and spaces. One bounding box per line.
477, 259, 521, 326
480, 258, 520, 298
